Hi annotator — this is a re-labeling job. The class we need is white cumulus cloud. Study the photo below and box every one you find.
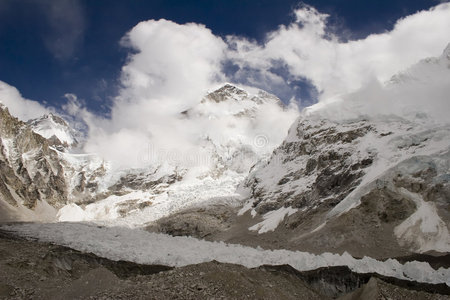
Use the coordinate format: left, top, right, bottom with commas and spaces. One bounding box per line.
118, 19, 227, 113
81, 20, 299, 170
227, 3, 450, 100
0, 81, 49, 121
79, 4, 450, 169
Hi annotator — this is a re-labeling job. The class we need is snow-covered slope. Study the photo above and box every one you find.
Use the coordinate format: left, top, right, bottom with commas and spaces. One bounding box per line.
27, 113, 79, 150
238, 44, 450, 255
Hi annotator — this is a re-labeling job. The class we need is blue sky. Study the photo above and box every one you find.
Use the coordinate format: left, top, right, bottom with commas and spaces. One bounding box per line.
0, 0, 447, 114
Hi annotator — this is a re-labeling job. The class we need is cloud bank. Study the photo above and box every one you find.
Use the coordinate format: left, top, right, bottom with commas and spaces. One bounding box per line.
118, 20, 227, 112
227, 3, 450, 100
81, 20, 233, 169
0, 81, 49, 120
305, 44, 450, 124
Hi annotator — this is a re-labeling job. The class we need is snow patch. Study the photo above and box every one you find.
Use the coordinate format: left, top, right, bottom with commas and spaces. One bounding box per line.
28, 114, 76, 146
394, 188, 450, 252
249, 206, 297, 234
237, 201, 253, 216
57, 203, 88, 222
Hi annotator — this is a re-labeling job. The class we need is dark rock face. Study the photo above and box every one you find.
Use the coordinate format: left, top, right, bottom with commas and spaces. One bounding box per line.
263, 264, 450, 298
147, 204, 237, 238
108, 171, 182, 193
244, 119, 374, 215
204, 84, 249, 103
360, 188, 416, 224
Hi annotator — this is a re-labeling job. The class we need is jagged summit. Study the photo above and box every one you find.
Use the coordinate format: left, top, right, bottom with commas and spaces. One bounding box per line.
27, 113, 78, 149
0, 103, 26, 137
39, 113, 68, 126
179, 83, 290, 121
204, 84, 248, 103
203, 83, 283, 106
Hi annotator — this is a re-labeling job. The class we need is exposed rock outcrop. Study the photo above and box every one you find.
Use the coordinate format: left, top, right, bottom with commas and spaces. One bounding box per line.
0, 105, 68, 211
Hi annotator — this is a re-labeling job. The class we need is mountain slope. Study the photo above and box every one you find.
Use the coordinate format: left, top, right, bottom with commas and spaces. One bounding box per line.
229, 44, 450, 257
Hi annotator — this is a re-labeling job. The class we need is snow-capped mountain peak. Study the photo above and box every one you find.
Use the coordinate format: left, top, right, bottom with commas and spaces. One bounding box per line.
202, 83, 282, 106
183, 83, 287, 122
27, 113, 79, 149
203, 84, 249, 103
0, 84, 298, 225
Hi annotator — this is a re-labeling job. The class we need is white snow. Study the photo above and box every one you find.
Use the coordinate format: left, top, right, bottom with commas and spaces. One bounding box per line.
57, 151, 108, 200
237, 201, 254, 216
57, 203, 88, 222
28, 114, 76, 146
0, 138, 14, 161
56, 172, 246, 227
394, 188, 450, 253
249, 206, 297, 234
1, 222, 449, 286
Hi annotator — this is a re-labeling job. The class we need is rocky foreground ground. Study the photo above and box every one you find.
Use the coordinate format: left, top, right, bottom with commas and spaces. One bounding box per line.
0, 230, 449, 299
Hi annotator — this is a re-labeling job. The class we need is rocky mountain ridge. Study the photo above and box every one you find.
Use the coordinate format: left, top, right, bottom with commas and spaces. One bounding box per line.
0, 104, 67, 221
